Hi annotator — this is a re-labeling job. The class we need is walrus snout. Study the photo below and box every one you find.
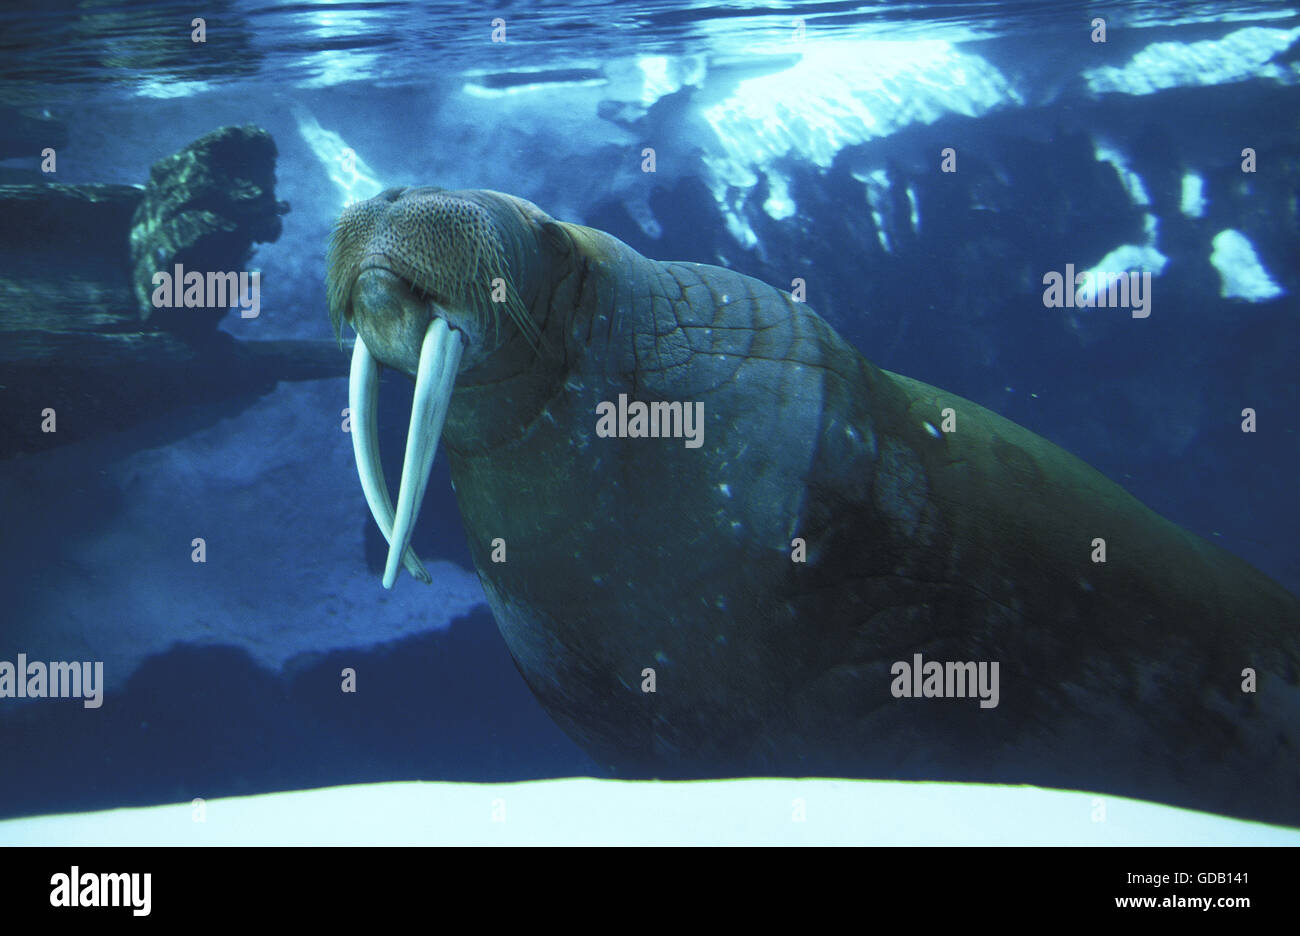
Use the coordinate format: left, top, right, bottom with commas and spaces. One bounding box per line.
350, 267, 436, 377
328, 188, 543, 357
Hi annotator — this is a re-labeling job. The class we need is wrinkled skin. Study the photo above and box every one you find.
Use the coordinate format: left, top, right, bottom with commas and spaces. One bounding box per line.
328, 187, 1300, 827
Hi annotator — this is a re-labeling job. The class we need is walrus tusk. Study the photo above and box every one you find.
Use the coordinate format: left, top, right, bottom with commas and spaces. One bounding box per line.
348, 335, 434, 584
382, 316, 464, 589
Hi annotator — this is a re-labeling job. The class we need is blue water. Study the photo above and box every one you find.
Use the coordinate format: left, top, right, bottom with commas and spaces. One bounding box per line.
0, 0, 1296, 825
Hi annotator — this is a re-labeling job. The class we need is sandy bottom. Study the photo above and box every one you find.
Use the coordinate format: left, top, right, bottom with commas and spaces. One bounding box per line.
2, 778, 1296, 846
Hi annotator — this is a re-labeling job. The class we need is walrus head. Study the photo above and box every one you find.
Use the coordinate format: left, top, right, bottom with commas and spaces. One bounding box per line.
326, 186, 566, 588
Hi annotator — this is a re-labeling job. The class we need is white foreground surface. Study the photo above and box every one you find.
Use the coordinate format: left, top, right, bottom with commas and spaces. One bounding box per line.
2, 779, 1296, 846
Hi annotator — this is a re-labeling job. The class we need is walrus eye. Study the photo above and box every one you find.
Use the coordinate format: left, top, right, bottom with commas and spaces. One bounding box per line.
349, 318, 464, 589
539, 220, 571, 256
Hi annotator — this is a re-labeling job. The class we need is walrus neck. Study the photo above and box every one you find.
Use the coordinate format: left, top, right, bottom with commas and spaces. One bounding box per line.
441, 217, 617, 455
440, 276, 571, 456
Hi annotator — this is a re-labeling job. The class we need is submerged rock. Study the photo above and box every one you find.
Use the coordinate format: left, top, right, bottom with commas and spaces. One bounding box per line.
0, 126, 339, 459
128, 124, 289, 331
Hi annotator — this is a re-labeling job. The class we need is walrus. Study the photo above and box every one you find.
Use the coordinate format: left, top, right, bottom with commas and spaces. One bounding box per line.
326, 186, 1300, 827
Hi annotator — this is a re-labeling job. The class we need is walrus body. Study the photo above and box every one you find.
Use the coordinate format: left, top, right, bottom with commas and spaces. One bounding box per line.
328, 187, 1300, 826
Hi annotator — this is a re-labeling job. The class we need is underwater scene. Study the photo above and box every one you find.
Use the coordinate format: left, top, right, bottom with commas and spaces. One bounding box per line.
0, 0, 1297, 846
